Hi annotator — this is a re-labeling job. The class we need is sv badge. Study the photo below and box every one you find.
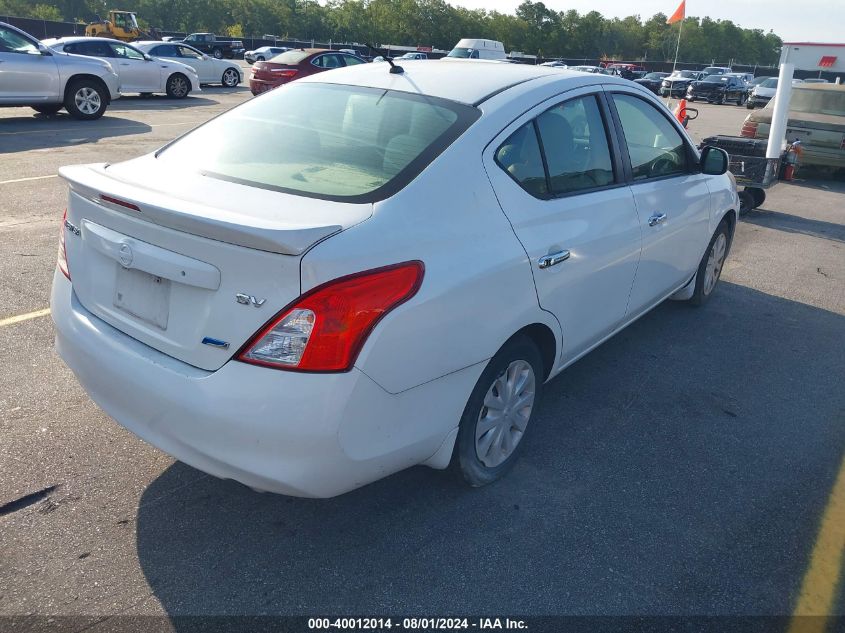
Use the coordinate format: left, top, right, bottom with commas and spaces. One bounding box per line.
236, 293, 267, 308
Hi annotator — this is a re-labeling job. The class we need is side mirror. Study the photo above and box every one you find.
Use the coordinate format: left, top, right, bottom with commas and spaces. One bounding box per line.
701, 146, 729, 175
202, 54, 210, 60
144, 54, 154, 61
37, 43, 53, 56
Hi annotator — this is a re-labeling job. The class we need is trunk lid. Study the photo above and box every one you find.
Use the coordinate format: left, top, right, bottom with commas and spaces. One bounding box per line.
748, 111, 845, 150
60, 159, 372, 371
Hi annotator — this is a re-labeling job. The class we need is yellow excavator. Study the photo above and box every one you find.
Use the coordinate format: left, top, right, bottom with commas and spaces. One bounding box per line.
85, 10, 159, 42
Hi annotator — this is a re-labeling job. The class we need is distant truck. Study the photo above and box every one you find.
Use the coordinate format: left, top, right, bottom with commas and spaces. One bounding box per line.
446, 38, 506, 61
180, 33, 244, 59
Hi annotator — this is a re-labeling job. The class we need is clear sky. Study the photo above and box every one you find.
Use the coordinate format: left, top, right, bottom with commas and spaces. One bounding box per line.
448, 0, 843, 43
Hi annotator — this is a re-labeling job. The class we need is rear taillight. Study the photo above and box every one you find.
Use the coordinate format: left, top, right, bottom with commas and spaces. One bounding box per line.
238, 262, 424, 372
272, 69, 298, 79
740, 120, 758, 138
58, 209, 71, 280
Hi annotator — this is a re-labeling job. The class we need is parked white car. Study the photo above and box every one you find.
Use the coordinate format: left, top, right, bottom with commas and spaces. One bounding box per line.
134, 41, 241, 87
44, 37, 200, 98
0, 21, 119, 119
51, 61, 737, 497
245, 46, 290, 64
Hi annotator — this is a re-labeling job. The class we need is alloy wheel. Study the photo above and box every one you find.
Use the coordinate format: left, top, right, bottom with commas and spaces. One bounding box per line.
223, 69, 239, 87
74, 87, 101, 115
170, 76, 188, 97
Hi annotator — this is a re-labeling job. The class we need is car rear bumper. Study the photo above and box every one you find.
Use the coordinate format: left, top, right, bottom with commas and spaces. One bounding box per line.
51, 272, 477, 497
249, 77, 287, 95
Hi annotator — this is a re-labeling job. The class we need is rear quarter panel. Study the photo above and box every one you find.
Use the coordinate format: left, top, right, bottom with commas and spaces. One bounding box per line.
300, 136, 560, 395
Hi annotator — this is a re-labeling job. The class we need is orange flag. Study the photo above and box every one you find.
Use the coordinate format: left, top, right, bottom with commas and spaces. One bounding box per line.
667, 0, 685, 24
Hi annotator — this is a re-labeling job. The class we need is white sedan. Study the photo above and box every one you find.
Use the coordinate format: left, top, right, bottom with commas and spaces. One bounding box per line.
134, 41, 242, 87
51, 61, 737, 497
44, 37, 200, 98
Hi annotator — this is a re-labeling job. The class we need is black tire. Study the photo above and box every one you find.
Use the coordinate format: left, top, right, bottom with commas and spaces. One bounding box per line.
737, 93, 747, 106
715, 94, 725, 105
63, 79, 107, 120
454, 335, 544, 487
212, 48, 223, 59
165, 73, 190, 99
689, 220, 731, 306
32, 104, 63, 116
746, 101, 754, 110
738, 190, 755, 214
222, 67, 240, 87
747, 187, 766, 208
256, 55, 265, 61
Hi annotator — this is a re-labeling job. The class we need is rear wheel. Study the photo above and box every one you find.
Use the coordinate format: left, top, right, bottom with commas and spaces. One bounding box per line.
739, 190, 755, 214
747, 187, 766, 208
689, 221, 731, 306
454, 335, 544, 487
737, 93, 747, 106
212, 48, 223, 59
165, 73, 190, 99
63, 79, 107, 120
222, 67, 240, 87
32, 104, 63, 116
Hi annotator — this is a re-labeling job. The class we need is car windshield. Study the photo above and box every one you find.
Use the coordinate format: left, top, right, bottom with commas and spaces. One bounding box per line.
447, 47, 475, 58
269, 50, 310, 64
644, 73, 664, 79
156, 83, 479, 202
704, 76, 730, 83
671, 71, 697, 78
790, 88, 845, 116
760, 77, 778, 89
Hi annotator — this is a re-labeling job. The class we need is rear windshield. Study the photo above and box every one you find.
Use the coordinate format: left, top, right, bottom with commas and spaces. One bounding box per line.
269, 50, 310, 64
156, 82, 479, 202
790, 88, 845, 116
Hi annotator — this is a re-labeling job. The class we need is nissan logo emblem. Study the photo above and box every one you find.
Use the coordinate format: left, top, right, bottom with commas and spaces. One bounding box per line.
118, 243, 134, 268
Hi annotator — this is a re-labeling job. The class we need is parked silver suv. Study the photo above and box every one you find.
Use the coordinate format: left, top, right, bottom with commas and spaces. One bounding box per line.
0, 21, 120, 120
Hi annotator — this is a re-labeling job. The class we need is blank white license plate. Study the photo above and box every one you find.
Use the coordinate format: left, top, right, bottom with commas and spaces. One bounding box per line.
113, 266, 171, 330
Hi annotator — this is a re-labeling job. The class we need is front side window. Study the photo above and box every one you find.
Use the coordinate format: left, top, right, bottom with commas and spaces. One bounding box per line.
536, 95, 614, 194
612, 94, 689, 180
313, 54, 343, 69
495, 122, 548, 198
177, 45, 202, 59
342, 55, 365, 66
156, 83, 478, 201
0, 26, 39, 54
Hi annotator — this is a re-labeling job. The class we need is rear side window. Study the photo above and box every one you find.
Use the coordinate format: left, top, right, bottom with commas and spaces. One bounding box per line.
156, 83, 479, 202
74, 41, 114, 57
536, 96, 614, 194
495, 123, 547, 197
495, 94, 615, 198
151, 44, 179, 56
611, 94, 689, 180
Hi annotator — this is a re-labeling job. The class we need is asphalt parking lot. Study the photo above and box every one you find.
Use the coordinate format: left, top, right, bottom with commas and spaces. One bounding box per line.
1, 68, 844, 626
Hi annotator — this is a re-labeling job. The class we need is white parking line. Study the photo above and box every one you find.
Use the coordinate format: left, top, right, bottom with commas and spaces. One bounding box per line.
0, 174, 58, 185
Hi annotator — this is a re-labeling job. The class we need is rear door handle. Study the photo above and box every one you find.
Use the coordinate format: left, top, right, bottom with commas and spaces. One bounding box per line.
537, 250, 570, 269
648, 213, 667, 227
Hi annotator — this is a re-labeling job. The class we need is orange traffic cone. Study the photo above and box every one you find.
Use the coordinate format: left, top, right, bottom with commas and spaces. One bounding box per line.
673, 98, 689, 128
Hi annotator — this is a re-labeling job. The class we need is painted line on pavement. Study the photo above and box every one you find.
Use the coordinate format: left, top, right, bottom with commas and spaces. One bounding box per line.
787, 452, 845, 633
0, 175, 58, 185
0, 308, 51, 327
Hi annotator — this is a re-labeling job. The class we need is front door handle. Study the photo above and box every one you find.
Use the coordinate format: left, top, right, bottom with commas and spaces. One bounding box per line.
537, 250, 570, 269
648, 213, 668, 227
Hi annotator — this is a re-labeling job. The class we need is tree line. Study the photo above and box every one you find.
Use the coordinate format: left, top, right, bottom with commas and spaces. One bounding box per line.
1, 0, 783, 65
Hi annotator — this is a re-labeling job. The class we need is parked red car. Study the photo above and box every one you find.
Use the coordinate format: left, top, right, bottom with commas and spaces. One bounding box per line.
249, 48, 367, 95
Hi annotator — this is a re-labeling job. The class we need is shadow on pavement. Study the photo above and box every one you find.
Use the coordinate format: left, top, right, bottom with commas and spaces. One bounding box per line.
135, 282, 845, 617
0, 115, 152, 153
741, 209, 845, 244
108, 95, 221, 111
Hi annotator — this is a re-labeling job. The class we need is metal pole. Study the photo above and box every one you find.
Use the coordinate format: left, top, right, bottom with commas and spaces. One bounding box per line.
766, 45, 794, 159
671, 18, 683, 74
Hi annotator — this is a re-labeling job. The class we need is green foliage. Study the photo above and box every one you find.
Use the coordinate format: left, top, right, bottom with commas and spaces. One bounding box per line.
0, 0, 783, 65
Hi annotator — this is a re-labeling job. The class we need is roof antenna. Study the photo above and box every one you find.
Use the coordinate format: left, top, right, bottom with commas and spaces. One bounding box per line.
366, 42, 404, 74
